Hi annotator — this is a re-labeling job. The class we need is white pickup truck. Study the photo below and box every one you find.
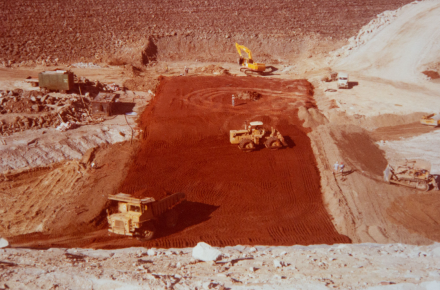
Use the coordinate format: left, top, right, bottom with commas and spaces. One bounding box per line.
337, 72, 349, 89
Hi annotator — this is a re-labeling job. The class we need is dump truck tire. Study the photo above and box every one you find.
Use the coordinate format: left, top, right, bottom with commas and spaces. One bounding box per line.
239, 139, 255, 152
265, 137, 282, 149
140, 222, 155, 240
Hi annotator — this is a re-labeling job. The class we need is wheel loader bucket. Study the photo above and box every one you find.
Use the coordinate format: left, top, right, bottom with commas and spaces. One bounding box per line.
384, 165, 392, 183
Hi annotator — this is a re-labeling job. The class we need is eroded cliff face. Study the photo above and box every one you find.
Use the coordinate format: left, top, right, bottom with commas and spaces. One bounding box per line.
0, 0, 412, 65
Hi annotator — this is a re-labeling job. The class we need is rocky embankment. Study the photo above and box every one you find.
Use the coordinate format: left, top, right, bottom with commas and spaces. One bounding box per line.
1, 0, 413, 66
0, 241, 439, 289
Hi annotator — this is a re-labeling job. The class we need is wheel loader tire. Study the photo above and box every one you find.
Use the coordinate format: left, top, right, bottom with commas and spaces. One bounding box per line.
416, 181, 429, 191
139, 222, 155, 240
239, 139, 255, 152
265, 136, 282, 150
164, 209, 179, 228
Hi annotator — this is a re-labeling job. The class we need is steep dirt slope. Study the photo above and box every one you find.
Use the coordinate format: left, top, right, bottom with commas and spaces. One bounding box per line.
0, 142, 136, 240
1, 0, 412, 65
335, 0, 440, 84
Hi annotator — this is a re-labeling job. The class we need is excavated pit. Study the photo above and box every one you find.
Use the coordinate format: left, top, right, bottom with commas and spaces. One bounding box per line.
5, 75, 351, 249
111, 75, 350, 248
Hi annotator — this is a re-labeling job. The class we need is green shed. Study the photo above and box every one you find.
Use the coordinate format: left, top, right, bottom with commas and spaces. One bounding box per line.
38, 70, 75, 93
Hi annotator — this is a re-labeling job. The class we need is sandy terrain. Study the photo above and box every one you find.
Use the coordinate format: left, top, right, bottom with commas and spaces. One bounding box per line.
301, 0, 440, 246
317, 0, 440, 119
1, 243, 440, 289
334, 0, 440, 84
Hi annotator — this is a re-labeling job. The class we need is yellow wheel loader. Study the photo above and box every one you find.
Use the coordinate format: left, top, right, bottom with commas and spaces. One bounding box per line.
235, 43, 266, 75
230, 121, 288, 152
383, 160, 438, 191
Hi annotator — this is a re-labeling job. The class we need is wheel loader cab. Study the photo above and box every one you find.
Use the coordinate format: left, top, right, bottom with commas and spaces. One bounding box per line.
129, 204, 141, 213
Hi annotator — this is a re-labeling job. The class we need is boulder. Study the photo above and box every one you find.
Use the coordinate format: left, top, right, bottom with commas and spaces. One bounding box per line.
192, 242, 222, 262
0, 237, 9, 248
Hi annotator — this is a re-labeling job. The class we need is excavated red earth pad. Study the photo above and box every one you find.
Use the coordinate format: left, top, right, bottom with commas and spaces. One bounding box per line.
112, 75, 350, 248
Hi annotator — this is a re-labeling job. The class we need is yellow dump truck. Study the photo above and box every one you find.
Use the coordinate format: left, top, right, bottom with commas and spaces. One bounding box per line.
107, 192, 186, 240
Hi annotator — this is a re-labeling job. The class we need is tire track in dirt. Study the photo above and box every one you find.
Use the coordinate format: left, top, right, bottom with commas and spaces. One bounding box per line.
77, 76, 352, 249
0, 162, 85, 235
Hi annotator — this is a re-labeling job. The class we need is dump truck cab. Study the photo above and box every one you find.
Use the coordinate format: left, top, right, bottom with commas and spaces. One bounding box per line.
337, 72, 349, 89
107, 193, 156, 237
107, 192, 185, 240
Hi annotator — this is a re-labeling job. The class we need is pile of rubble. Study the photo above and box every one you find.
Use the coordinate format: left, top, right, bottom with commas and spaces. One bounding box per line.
193, 65, 230, 75
1, 241, 440, 289
236, 90, 261, 101
0, 90, 96, 136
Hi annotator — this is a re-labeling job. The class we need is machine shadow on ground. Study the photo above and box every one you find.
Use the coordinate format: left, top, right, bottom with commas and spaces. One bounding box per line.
261, 66, 279, 76
153, 201, 219, 239
113, 102, 136, 115
348, 81, 359, 89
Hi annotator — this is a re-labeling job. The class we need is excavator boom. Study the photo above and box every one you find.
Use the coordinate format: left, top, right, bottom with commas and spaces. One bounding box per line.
235, 43, 253, 61
235, 42, 265, 74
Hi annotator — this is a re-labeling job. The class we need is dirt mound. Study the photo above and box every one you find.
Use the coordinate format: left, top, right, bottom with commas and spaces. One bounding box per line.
123, 76, 160, 92
330, 125, 387, 178
333, 0, 440, 84
193, 65, 230, 75
1, 142, 137, 242
422, 70, 440, 80
0, 90, 96, 136
298, 106, 329, 128
236, 90, 260, 101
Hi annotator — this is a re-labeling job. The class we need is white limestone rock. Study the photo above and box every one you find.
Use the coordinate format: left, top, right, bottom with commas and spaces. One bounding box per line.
0, 237, 9, 248
192, 242, 222, 262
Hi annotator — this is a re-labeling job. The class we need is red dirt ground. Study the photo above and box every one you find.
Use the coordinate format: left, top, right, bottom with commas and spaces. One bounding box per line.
113, 75, 350, 248
7, 75, 350, 249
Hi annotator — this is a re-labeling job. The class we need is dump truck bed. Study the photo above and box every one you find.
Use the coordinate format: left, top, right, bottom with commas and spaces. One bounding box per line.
151, 192, 186, 217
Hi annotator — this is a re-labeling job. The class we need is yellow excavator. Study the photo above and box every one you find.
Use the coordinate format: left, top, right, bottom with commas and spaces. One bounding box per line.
235, 43, 266, 75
